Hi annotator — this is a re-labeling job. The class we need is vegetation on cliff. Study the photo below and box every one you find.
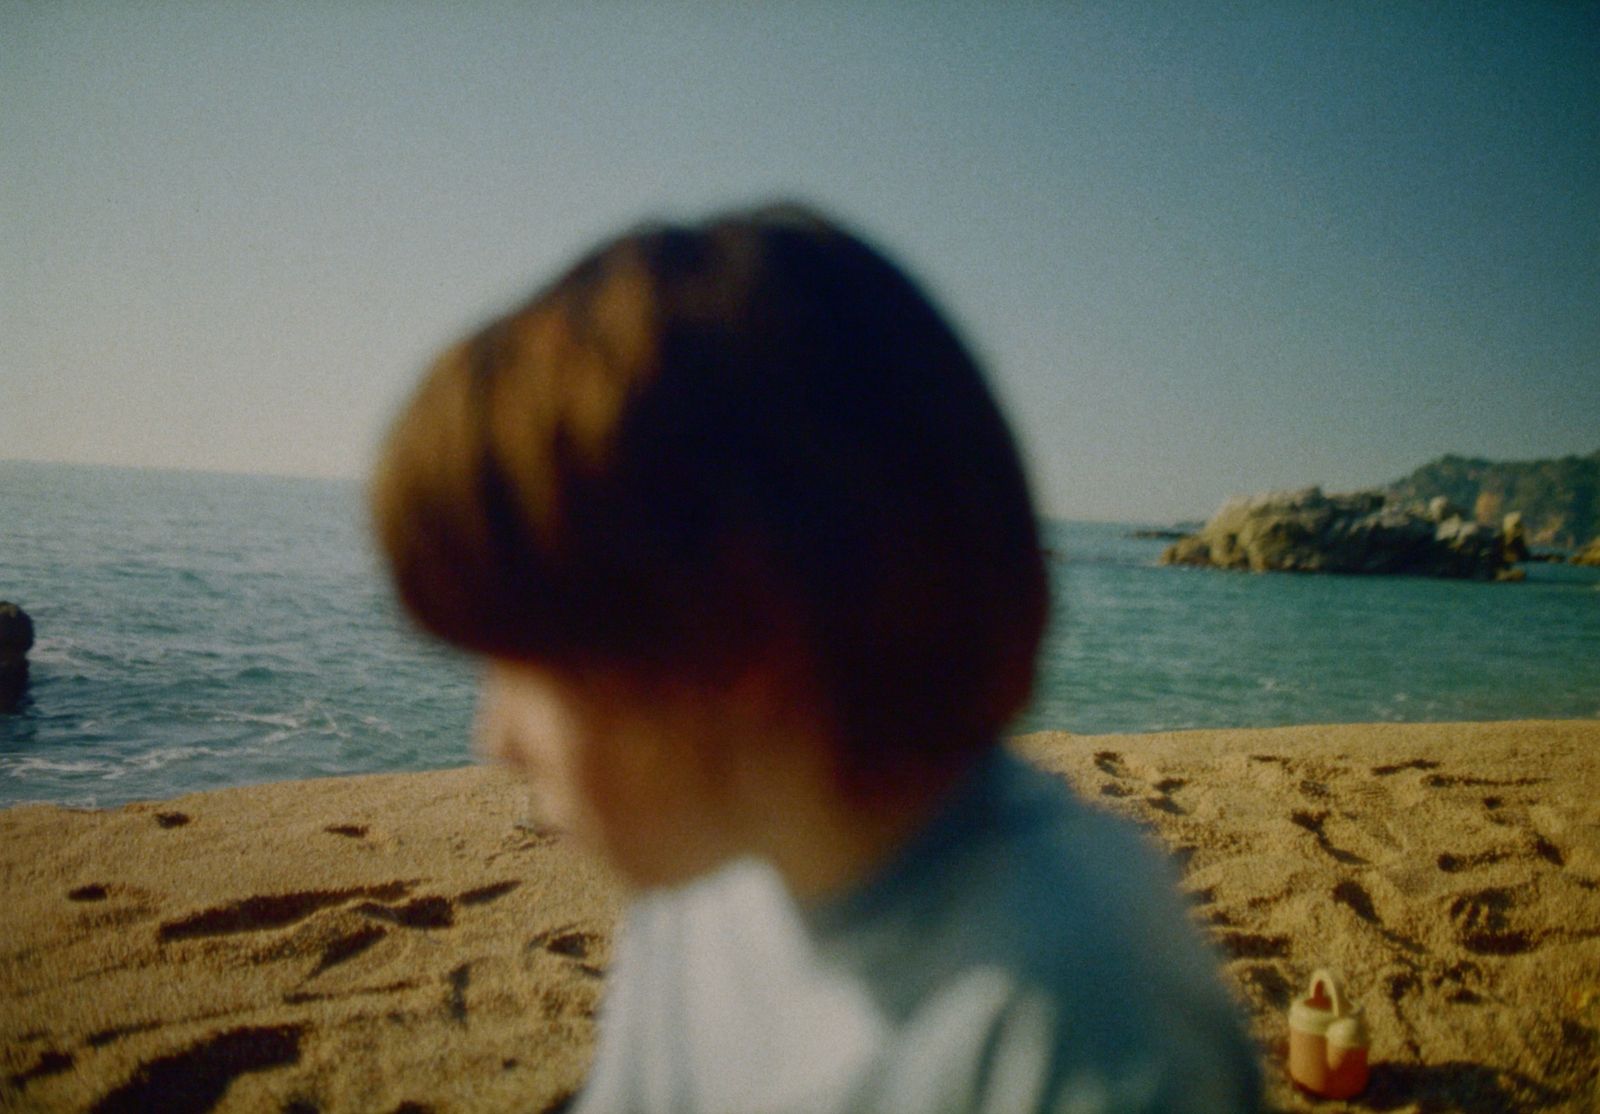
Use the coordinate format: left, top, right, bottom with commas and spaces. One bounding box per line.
1386, 450, 1599, 549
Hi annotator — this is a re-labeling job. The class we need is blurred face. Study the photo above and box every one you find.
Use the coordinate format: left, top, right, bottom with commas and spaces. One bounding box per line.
474, 663, 743, 890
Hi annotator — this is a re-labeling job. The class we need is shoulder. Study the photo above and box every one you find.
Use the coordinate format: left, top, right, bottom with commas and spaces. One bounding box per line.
893, 752, 1213, 983
994, 756, 1264, 1110
847, 967, 1259, 1114
584, 859, 892, 1114
833, 752, 1262, 1112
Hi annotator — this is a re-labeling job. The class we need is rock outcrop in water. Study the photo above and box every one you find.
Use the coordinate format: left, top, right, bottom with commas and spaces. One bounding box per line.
1159, 488, 1520, 580
1573, 537, 1600, 567
0, 602, 34, 712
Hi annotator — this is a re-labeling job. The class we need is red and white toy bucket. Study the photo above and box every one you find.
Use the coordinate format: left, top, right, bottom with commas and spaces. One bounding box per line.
1288, 968, 1369, 1099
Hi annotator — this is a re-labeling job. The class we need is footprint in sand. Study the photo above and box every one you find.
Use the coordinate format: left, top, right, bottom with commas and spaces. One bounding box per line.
447, 963, 471, 1023
1422, 772, 1543, 790
1290, 809, 1367, 866
1330, 879, 1425, 955
91, 1025, 303, 1113
158, 881, 415, 941
1433, 821, 1566, 874
1331, 879, 1379, 924
487, 824, 562, 862
1092, 751, 1188, 816
1437, 850, 1510, 873
1094, 750, 1135, 799
63, 883, 159, 930
159, 876, 526, 993
1249, 754, 1349, 809
1093, 750, 1128, 778
1370, 759, 1441, 776
457, 880, 521, 907
1531, 836, 1565, 866
308, 924, 389, 978
529, 925, 607, 979
8, 1049, 74, 1089
543, 931, 595, 959
1216, 931, 1291, 960
1436, 960, 1486, 1005
1186, 885, 1232, 925
1448, 887, 1538, 956
356, 896, 454, 929
86, 1021, 163, 1049
1146, 777, 1188, 815
1233, 963, 1294, 1011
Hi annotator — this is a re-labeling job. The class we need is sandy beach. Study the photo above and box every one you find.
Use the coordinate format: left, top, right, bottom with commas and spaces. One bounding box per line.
3, 720, 1596, 1113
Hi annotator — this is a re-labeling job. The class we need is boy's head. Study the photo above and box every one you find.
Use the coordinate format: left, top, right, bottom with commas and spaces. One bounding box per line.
372, 204, 1048, 796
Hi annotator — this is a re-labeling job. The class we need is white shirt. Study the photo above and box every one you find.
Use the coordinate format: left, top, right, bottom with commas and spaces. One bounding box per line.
573, 750, 1260, 1114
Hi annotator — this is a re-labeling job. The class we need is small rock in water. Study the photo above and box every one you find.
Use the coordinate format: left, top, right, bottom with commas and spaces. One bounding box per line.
0, 601, 34, 713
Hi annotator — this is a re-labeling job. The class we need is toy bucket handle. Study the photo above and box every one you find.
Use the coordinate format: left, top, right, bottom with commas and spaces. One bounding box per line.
1307, 969, 1348, 1017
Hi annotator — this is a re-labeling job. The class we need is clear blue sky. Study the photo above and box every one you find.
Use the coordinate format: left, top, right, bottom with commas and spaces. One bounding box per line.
5, 2, 1596, 522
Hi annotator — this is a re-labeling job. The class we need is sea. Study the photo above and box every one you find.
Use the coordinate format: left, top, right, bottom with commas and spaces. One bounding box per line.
2, 459, 1596, 810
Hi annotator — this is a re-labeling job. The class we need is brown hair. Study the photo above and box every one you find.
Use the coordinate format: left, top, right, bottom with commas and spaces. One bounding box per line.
372, 204, 1048, 785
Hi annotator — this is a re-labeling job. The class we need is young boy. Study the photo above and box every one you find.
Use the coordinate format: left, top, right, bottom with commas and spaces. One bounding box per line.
371, 205, 1261, 1112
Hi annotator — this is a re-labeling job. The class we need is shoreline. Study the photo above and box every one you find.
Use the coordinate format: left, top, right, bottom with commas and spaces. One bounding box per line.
3, 720, 1597, 1111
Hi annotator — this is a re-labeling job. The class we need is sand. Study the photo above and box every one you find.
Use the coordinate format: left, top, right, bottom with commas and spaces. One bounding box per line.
2, 720, 1597, 1113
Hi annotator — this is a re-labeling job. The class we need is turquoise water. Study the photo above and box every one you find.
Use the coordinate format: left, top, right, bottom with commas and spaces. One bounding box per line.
2, 460, 1596, 808
1024, 524, 1599, 734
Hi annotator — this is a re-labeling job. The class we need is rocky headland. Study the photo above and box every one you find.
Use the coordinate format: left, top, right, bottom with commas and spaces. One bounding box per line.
1387, 450, 1599, 550
1160, 488, 1522, 580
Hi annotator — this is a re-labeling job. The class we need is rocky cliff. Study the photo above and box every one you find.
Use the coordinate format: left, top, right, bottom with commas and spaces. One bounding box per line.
1386, 450, 1599, 549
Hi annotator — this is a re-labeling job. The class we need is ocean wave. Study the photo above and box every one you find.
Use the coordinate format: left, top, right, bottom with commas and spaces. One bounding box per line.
0, 755, 117, 778
26, 638, 86, 667
123, 746, 229, 772
210, 709, 303, 729
199, 700, 355, 748
25, 640, 125, 682
353, 715, 400, 737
